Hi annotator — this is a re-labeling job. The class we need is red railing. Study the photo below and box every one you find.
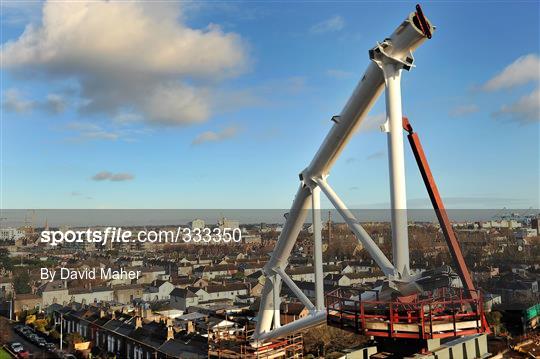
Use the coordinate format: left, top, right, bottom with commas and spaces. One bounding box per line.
326, 287, 487, 339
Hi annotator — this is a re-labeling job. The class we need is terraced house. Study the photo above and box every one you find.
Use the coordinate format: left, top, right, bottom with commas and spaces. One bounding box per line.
53, 306, 207, 358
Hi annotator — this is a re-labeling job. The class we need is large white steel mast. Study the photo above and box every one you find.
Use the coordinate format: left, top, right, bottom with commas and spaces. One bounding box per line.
253, 6, 434, 343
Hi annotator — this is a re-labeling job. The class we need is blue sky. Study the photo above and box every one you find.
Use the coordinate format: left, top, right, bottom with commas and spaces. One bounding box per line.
1, 1, 539, 210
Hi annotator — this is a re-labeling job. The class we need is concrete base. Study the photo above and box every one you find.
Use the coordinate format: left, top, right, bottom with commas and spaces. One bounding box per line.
338, 346, 378, 359
405, 334, 490, 359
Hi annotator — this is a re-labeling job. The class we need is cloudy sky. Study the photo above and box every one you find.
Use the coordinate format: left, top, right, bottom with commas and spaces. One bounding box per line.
1, 1, 539, 210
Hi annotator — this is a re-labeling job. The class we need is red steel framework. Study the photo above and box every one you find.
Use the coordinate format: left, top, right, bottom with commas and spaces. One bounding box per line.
325, 117, 490, 339
326, 287, 487, 340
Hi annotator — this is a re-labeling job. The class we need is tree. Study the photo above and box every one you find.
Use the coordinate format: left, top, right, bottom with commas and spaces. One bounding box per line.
486, 311, 507, 335
303, 324, 368, 356
50, 329, 60, 340
67, 332, 84, 345
33, 318, 49, 333
13, 271, 31, 294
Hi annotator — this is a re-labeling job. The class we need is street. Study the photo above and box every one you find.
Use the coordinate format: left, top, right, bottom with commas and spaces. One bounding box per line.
0, 317, 58, 359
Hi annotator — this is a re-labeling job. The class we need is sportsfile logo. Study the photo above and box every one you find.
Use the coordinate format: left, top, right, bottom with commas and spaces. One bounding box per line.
40, 227, 131, 246
40, 227, 242, 246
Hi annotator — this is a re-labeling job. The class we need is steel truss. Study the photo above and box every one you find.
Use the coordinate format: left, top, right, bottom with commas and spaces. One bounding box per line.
253, 5, 435, 344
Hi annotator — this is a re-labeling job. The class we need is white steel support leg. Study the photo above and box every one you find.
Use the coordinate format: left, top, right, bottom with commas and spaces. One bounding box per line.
383, 62, 410, 277
254, 184, 311, 338
275, 267, 315, 312
272, 274, 281, 329
314, 178, 396, 277
311, 186, 325, 310
255, 277, 274, 336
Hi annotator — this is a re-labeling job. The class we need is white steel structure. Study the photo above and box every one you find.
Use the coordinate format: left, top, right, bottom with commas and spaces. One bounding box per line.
253, 6, 435, 343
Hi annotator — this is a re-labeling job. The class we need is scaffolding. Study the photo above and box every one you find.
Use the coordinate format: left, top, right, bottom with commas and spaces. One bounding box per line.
208, 325, 303, 359
326, 287, 488, 340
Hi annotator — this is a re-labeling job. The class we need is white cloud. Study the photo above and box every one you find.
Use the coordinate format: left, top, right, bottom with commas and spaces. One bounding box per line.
346, 151, 385, 163
310, 15, 345, 34
3, 88, 33, 113
113, 113, 143, 125
358, 112, 386, 132
482, 54, 540, 91
92, 171, 134, 182
3, 88, 67, 114
44, 94, 66, 114
66, 121, 150, 142
82, 131, 119, 141
493, 88, 540, 124
110, 173, 135, 182
449, 104, 479, 117
282, 76, 307, 94
192, 125, 240, 145
141, 84, 211, 125
366, 150, 385, 160
1, 0, 248, 125
66, 122, 118, 141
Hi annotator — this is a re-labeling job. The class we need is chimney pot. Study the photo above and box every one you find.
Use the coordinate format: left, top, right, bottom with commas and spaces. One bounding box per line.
167, 326, 174, 341
187, 320, 195, 334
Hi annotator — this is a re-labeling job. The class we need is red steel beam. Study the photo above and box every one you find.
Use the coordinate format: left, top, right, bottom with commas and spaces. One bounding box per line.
402, 117, 490, 334
401, 117, 477, 300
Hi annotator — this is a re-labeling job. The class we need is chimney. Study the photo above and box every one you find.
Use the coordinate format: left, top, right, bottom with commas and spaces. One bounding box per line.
111, 311, 116, 320
100, 310, 106, 318
135, 316, 142, 329
167, 326, 174, 341
187, 320, 195, 334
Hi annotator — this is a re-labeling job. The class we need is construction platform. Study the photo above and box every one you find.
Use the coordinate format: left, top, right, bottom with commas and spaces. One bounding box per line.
326, 287, 488, 340
208, 326, 303, 359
